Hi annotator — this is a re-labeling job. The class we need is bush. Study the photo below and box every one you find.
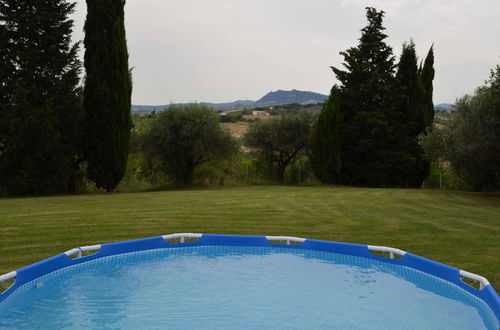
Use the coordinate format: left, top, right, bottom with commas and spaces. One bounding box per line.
423, 163, 468, 190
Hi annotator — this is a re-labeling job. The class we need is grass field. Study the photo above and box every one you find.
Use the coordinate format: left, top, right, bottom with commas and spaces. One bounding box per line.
0, 186, 499, 289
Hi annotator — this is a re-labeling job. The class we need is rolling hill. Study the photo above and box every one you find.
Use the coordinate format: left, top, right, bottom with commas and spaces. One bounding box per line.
131, 90, 328, 113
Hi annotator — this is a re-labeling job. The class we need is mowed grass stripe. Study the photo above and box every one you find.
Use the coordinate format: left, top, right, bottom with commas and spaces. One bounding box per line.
0, 186, 499, 288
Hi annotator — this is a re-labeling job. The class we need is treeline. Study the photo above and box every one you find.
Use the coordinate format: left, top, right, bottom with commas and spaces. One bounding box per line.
0, 0, 131, 195
1, 4, 498, 196
123, 106, 314, 190
219, 103, 321, 123
0, 0, 83, 195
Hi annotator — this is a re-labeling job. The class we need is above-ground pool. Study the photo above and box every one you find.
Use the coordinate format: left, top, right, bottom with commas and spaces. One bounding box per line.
0, 234, 499, 329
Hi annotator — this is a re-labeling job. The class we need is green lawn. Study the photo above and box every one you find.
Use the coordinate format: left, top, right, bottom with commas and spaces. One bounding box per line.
1, 186, 499, 289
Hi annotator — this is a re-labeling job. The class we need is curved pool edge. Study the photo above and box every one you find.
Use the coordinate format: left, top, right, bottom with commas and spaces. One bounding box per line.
1, 233, 499, 323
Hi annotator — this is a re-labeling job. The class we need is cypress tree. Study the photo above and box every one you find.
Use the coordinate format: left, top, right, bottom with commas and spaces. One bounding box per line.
396, 41, 420, 129
84, 0, 132, 192
414, 46, 435, 185
395, 41, 428, 187
331, 7, 399, 187
394, 42, 436, 187
310, 86, 342, 184
420, 46, 435, 129
142, 105, 238, 186
0, 0, 83, 195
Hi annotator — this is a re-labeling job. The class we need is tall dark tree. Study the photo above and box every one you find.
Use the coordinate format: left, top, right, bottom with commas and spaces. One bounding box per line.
419, 46, 435, 129
396, 41, 420, 129
395, 43, 435, 186
416, 46, 435, 185
84, 0, 132, 192
331, 7, 399, 187
310, 86, 342, 184
0, 0, 83, 195
394, 41, 427, 186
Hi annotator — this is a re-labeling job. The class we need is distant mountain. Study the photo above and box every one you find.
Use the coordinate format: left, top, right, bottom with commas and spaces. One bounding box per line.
255, 90, 328, 107
131, 90, 328, 113
434, 103, 455, 111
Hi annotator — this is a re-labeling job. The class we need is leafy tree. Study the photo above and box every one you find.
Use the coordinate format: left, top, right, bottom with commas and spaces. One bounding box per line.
420, 66, 500, 191
489, 65, 500, 125
445, 71, 500, 191
0, 0, 83, 195
244, 113, 312, 183
84, 0, 132, 192
142, 105, 238, 186
309, 86, 341, 184
331, 7, 400, 187
418, 126, 448, 188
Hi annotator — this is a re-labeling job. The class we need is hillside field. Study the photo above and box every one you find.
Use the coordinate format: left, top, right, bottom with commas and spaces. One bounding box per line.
0, 186, 499, 289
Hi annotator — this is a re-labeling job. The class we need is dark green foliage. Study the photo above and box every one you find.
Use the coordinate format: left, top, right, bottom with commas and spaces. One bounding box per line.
489, 65, 500, 125
317, 8, 435, 188
310, 86, 341, 184
244, 113, 312, 183
445, 70, 500, 191
396, 41, 421, 130
394, 41, 433, 186
0, 0, 83, 195
420, 46, 435, 129
84, 0, 132, 192
0, 22, 12, 108
420, 66, 500, 191
416, 45, 435, 184
331, 7, 401, 187
142, 105, 238, 186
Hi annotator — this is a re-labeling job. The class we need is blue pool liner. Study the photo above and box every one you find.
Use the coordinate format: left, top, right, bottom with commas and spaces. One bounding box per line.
1, 233, 499, 323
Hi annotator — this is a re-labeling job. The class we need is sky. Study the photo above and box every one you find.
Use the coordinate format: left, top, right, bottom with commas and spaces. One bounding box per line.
71, 0, 500, 105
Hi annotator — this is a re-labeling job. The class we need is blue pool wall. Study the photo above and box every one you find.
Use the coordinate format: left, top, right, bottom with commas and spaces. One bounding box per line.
1, 233, 499, 322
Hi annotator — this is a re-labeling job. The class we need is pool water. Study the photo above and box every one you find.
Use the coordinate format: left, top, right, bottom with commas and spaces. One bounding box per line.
0, 245, 497, 329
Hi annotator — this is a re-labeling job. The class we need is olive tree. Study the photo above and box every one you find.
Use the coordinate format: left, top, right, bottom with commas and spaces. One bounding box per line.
142, 104, 238, 186
244, 113, 312, 183
420, 66, 500, 191
84, 0, 132, 192
445, 79, 500, 191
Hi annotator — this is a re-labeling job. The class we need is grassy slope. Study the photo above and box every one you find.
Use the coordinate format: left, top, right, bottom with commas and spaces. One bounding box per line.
0, 186, 499, 289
